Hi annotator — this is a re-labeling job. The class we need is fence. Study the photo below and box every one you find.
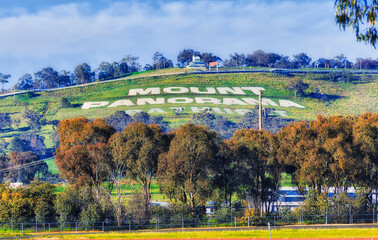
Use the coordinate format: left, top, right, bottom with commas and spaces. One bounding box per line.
1, 213, 378, 234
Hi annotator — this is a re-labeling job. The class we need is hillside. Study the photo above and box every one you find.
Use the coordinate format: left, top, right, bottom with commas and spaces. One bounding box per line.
0, 70, 377, 151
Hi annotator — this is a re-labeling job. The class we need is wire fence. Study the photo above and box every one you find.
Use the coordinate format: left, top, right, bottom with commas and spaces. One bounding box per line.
1, 213, 378, 234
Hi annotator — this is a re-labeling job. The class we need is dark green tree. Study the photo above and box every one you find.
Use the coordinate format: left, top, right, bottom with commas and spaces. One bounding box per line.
14, 74, 33, 90
157, 123, 220, 217
0, 113, 11, 131
23, 107, 43, 131
177, 49, 201, 66
74, 63, 94, 84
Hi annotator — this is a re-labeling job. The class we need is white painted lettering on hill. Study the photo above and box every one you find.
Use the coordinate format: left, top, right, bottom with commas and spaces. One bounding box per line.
128, 88, 160, 96
122, 107, 289, 116
82, 101, 109, 109
81, 86, 306, 110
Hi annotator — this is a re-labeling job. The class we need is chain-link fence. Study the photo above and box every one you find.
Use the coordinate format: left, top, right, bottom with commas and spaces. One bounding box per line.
1, 212, 378, 234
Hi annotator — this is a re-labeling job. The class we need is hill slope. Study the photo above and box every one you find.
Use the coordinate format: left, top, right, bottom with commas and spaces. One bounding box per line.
0, 70, 377, 149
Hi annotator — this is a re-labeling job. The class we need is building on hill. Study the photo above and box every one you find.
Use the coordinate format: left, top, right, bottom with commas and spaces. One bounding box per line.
186, 56, 207, 69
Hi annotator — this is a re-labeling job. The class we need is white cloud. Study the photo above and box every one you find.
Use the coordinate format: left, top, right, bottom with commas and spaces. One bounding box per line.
0, 0, 376, 86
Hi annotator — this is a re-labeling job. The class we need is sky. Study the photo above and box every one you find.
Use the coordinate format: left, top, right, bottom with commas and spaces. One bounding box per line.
0, 0, 376, 86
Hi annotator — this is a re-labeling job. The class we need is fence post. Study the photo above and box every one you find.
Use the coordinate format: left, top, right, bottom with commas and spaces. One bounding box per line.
129, 220, 131, 231
102, 221, 104, 232
22, 223, 23, 235
230, 211, 232, 227
248, 216, 250, 228
76, 222, 78, 232
182, 214, 184, 229
373, 208, 375, 223
234, 217, 237, 228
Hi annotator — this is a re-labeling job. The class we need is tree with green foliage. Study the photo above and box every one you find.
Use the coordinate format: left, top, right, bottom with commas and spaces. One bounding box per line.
293, 53, 312, 68
113, 122, 168, 220
74, 63, 94, 84
60, 98, 72, 108
152, 51, 174, 69
0, 113, 11, 131
96, 62, 115, 80
26, 181, 56, 223
120, 55, 141, 72
14, 73, 33, 90
335, 0, 377, 47
9, 137, 31, 152
55, 187, 88, 223
104, 111, 132, 132
157, 123, 220, 217
288, 78, 309, 97
34, 67, 60, 89
228, 129, 280, 215
0, 155, 9, 183
80, 203, 103, 228
23, 107, 43, 131
112, 61, 129, 76
212, 142, 237, 207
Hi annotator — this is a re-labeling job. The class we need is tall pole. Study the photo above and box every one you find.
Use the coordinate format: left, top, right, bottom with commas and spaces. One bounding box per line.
259, 92, 262, 130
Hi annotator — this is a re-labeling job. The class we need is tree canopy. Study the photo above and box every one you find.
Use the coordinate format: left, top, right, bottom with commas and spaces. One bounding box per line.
335, 0, 378, 47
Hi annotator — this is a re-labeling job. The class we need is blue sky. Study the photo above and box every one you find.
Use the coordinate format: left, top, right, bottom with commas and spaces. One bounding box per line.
0, 0, 376, 86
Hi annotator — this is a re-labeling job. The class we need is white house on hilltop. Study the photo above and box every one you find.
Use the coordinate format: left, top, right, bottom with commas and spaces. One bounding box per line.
186, 56, 206, 69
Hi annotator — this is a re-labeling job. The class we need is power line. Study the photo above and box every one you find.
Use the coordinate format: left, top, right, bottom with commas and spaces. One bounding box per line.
0, 159, 49, 174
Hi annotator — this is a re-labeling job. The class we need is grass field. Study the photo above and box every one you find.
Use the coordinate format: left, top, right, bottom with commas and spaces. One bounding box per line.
1, 227, 377, 239
1, 70, 377, 148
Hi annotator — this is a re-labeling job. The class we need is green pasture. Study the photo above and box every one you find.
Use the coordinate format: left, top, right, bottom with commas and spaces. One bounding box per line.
1, 227, 377, 239
1, 71, 377, 126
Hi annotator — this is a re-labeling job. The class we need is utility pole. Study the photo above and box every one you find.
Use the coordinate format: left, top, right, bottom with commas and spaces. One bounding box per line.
259, 92, 262, 130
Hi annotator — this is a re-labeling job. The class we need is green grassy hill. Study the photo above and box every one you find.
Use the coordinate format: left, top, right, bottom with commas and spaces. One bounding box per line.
0, 70, 377, 149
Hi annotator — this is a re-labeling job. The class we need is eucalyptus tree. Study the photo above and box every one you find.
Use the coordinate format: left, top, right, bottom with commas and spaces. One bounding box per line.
0, 73, 11, 94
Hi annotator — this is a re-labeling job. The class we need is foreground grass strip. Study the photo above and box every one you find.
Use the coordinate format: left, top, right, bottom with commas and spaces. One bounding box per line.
31, 228, 378, 239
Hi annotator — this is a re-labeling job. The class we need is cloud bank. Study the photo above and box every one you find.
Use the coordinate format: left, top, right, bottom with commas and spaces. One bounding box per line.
0, 1, 376, 85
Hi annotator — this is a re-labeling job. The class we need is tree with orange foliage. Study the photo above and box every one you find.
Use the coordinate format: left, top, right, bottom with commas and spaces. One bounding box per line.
353, 113, 378, 188
8, 151, 43, 183
57, 117, 115, 152
276, 121, 328, 193
310, 115, 357, 192
55, 117, 115, 203
277, 114, 376, 195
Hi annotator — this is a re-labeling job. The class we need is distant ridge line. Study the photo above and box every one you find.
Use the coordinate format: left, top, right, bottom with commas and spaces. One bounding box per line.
1, 69, 377, 98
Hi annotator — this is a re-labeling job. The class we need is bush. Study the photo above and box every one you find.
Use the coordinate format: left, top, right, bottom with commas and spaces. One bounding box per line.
80, 203, 103, 228
239, 208, 262, 224
60, 98, 72, 108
